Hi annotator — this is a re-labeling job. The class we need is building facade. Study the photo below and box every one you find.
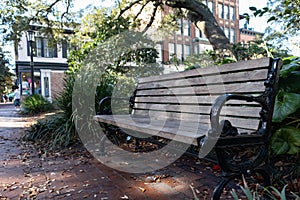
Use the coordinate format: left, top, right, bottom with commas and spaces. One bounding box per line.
239, 28, 264, 43
158, 0, 240, 72
15, 27, 71, 101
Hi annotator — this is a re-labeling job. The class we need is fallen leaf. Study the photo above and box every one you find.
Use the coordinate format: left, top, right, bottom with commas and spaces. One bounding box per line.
138, 187, 146, 192
121, 195, 129, 199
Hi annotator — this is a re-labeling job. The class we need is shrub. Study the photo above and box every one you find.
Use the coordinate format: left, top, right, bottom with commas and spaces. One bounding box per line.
21, 94, 54, 115
23, 112, 77, 148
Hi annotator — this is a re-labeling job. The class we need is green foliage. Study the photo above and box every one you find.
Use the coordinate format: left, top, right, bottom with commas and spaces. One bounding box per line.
0, 49, 14, 96
183, 40, 287, 71
273, 91, 300, 122
24, 113, 77, 148
25, 6, 162, 149
268, 0, 300, 35
231, 183, 299, 200
233, 40, 269, 61
183, 51, 215, 70
230, 175, 300, 200
0, 0, 79, 45
24, 75, 77, 148
271, 126, 300, 155
280, 56, 300, 78
21, 94, 54, 115
68, 9, 162, 76
247, 1, 300, 51
271, 56, 300, 155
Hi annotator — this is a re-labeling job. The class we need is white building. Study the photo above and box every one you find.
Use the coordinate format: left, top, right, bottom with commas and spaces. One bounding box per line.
15, 26, 72, 102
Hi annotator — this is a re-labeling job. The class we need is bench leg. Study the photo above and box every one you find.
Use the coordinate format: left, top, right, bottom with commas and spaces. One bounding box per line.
134, 138, 140, 150
212, 176, 235, 200
212, 168, 271, 200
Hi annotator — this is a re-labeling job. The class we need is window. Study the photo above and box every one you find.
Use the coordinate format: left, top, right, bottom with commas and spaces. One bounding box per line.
218, 3, 224, 18
34, 37, 58, 58
176, 44, 183, 60
184, 45, 190, 58
225, 28, 230, 39
168, 43, 175, 60
62, 40, 68, 58
195, 28, 203, 38
230, 6, 235, 20
230, 29, 236, 43
208, 1, 214, 13
44, 39, 53, 57
176, 19, 182, 34
36, 38, 43, 57
224, 5, 229, 20
183, 20, 191, 36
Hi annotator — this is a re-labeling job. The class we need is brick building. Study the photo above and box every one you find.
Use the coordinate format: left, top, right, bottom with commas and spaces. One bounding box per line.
239, 28, 264, 43
158, 0, 241, 72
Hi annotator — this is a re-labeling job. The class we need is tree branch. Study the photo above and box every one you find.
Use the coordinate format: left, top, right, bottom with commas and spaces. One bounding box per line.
141, 1, 163, 34
117, 0, 143, 19
133, 1, 151, 22
165, 0, 237, 59
61, 0, 72, 22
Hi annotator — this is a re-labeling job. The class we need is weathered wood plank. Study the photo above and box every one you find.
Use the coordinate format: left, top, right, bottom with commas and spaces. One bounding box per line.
138, 58, 271, 84
136, 82, 266, 96
94, 115, 210, 145
130, 111, 259, 130
133, 103, 261, 118
137, 69, 268, 90
134, 96, 261, 105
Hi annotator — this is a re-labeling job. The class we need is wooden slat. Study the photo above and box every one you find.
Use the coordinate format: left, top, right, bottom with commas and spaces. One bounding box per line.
94, 114, 259, 145
138, 58, 271, 84
131, 110, 259, 130
134, 96, 261, 105
133, 103, 261, 118
136, 82, 265, 96
135, 95, 214, 104
137, 68, 268, 90
94, 115, 210, 145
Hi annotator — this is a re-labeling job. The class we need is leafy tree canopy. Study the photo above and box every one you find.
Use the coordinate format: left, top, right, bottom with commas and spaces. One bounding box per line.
0, 48, 14, 95
244, 0, 300, 52
0, 0, 237, 59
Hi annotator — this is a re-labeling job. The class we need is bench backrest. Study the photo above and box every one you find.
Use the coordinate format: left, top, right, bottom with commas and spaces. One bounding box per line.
132, 58, 275, 132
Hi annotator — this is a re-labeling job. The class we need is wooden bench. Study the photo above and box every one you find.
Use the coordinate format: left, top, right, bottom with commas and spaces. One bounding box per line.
94, 57, 282, 199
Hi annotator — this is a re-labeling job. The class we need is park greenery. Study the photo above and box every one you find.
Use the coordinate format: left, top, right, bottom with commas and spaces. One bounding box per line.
0, 0, 299, 198
21, 94, 54, 115
0, 48, 13, 98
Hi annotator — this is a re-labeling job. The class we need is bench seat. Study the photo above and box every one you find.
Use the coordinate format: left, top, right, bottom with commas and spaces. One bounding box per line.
94, 114, 209, 145
94, 114, 266, 147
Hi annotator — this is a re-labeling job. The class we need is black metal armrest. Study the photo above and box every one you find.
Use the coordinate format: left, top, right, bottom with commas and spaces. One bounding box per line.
98, 96, 134, 115
209, 94, 260, 137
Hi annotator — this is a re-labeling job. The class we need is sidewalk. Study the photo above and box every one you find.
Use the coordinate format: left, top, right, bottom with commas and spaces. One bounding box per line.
0, 103, 222, 200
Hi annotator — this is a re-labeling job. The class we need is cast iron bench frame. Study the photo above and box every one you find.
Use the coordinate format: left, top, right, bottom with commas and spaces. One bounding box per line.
94, 57, 282, 199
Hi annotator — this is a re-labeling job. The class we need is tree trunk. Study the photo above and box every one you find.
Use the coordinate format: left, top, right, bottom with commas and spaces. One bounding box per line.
165, 0, 237, 59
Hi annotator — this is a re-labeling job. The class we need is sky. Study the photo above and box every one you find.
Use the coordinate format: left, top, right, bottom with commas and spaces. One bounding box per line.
239, 0, 269, 33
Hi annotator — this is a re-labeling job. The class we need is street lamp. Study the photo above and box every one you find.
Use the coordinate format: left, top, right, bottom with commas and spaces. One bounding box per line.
27, 30, 35, 95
